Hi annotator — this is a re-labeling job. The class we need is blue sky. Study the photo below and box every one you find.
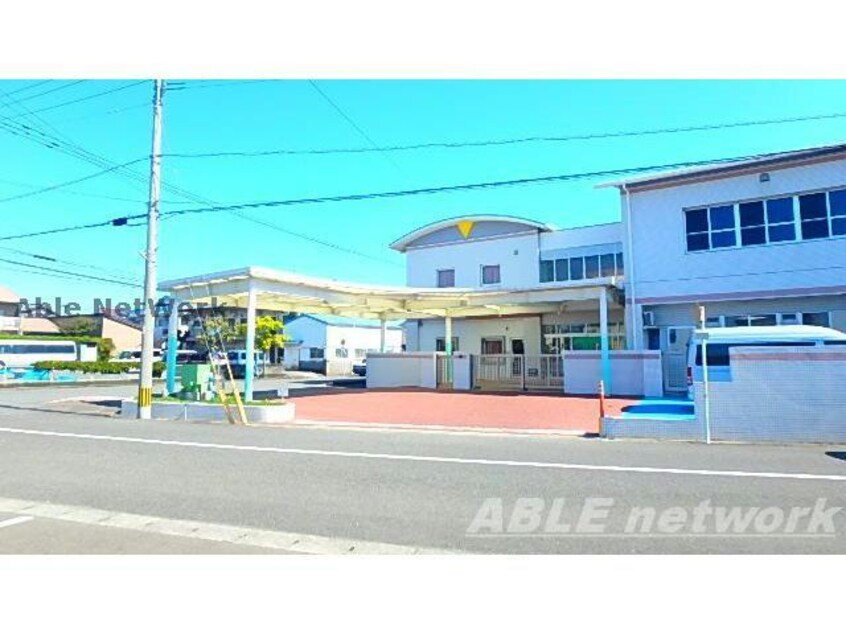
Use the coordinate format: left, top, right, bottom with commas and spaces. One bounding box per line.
1, 79, 846, 308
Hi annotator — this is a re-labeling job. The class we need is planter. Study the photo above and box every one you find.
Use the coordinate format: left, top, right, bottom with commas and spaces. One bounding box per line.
121, 399, 296, 425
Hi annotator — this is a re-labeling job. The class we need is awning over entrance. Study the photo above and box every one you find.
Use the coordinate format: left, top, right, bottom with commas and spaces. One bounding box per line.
159, 266, 623, 399
160, 266, 622, 320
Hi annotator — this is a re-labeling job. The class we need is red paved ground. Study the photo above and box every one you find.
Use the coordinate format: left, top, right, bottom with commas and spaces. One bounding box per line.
290, 389, 636, 432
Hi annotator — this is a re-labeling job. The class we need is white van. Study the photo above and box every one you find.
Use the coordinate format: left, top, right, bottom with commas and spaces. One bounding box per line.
687, 325, 846, 397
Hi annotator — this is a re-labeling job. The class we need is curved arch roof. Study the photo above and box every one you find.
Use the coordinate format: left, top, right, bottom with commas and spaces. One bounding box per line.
389, 215, 557, 252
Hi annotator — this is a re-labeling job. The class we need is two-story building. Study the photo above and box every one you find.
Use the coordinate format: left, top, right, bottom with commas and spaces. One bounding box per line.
603, 142, 846, 391
393, 216, 625, 360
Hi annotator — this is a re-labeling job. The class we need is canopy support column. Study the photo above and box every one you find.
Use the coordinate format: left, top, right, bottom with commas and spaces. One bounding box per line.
244, 287, 257, 402
599, 287, 611, 395
379, 316, 387, 353
165, 296, 179, 395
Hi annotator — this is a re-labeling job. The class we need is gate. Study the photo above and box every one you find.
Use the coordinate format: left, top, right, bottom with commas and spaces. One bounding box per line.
436, 354, 453, 388
472, 354, 563, 391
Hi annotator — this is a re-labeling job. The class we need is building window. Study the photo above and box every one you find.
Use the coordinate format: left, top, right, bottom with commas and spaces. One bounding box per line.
684, 208, 710, 252
802, 312, 830, 327
435, 337, 459, 352
481, 265, 500, 285
765, 197, 796, 243
309, 347, 325, 359
569, 258, 584, 281
600, 253, 616, 277
540, 250, 624, 284
799, 192, 829, 240
437, 269, 455, 288
829, 189, 846, 236
686, 187, 846, 253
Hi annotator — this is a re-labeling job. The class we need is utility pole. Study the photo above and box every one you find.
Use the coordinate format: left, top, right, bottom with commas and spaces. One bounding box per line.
138, 79, 165, 419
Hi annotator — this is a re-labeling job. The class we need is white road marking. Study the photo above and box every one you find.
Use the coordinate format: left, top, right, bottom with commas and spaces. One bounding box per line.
0, 425, 845, 482
0, 515, 34, 530
0, 497, 447, 555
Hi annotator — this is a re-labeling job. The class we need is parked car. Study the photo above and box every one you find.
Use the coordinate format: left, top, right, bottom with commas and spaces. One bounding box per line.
353, 359, 367, 376
686, 325, 846, 398
226, 349, 268, 379
116, 349, 163, 363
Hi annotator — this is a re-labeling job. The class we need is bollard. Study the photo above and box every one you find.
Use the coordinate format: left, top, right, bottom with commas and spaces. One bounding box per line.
598, 379, 606, 436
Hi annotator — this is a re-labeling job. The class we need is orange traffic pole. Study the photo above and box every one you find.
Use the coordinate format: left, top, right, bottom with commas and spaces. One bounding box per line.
598, 379, 606, 436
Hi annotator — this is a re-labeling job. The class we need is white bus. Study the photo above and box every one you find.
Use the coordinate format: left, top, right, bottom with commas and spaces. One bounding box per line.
0, 339, 78, 368
687, 325, 846, 396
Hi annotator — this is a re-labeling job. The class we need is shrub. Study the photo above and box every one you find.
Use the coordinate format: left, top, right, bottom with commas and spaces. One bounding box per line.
33, 360, 165, 377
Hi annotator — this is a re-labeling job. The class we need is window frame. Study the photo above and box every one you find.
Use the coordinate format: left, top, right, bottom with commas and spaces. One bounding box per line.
480, 264, 501, 286
436, 268, 456, 288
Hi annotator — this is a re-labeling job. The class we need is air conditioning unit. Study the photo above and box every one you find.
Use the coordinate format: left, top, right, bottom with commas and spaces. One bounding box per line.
642, 311, 656, 327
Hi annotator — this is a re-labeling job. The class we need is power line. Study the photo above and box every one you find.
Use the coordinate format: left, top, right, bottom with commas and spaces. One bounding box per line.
307, 80, 407, 179
7, 80, 86, 105
0, 257, 142, 288
4, 80, 53, 97
0, 245, 142, 283
162, 110, 846, 159
0, 149, 774, 244
0, 213, 146, 242
162, 152, 769, 219
0, 81, 147, 123
0, 158, 148, 204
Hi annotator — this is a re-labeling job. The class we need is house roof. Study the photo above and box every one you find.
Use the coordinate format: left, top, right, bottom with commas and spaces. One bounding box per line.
0, 285, 20, 304
597, 141, 846, 191
390, 215, 557, 252
288, 314, 404, 329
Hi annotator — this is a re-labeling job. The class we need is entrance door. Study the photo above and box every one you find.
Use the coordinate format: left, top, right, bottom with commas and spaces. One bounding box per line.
663, 326, 693, 392
481, 337, 505, 354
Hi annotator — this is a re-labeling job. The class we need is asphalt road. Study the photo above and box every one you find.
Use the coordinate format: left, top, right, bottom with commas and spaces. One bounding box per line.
1, 384, 845, 554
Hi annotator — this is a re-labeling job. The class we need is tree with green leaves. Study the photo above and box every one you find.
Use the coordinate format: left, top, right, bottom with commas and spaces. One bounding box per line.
58, 317, 96, 337
238, 315, 287, 353
195, 315, 238, 350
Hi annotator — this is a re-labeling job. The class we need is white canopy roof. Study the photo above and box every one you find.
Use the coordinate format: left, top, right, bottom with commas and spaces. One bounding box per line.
160, 266, 621, 321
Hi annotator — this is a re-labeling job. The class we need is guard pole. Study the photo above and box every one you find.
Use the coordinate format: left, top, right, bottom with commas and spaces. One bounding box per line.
598, 379, 606, 436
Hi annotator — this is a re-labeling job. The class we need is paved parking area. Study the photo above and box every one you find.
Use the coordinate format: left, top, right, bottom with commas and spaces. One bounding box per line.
290, 388, 635, 432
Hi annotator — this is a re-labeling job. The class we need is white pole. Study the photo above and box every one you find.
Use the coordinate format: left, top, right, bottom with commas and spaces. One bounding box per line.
599, 287, 611, 396
138, 79, 165, 420
244, 287, 257, 402
698, 306, 711, 444
379, 316, 387, 353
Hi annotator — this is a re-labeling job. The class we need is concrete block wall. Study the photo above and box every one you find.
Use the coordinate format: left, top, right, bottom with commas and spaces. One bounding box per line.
563, 351, 662, 397
694, 346, 846, 443
366, 353, 437, 389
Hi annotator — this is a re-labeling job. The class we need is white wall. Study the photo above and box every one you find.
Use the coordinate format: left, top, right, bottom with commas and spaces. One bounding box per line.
563, 351, 662, 397
366, 353, 437, 389
693, 345, 846, 443
412, 316, 543, 355
284, 317, 403, 361
539, 222, 622, 252
626, 158, 846, 304
406, 232, 540, 289
326, 324, 402, 358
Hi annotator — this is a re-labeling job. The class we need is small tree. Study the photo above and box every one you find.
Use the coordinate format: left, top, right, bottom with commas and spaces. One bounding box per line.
195, 315, 238, 350
59, 317, 96, 337
238, 315, 287, 353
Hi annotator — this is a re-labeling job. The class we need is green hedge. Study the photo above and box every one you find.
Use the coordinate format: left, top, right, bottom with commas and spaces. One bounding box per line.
33, 360, 165, 377
2, 334, 116, 362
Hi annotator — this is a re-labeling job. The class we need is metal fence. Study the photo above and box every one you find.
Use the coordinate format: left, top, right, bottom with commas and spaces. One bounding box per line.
472, 354, 563, 391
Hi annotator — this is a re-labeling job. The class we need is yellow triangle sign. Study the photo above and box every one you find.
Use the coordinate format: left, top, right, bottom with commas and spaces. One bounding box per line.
457, 220, 475, 239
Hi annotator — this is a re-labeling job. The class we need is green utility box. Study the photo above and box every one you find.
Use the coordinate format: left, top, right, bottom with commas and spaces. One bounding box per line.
179, 364, 214, 400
